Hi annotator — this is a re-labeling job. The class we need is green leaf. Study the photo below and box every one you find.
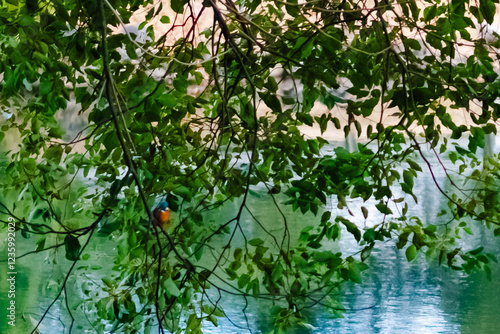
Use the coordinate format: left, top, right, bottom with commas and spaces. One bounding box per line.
468, 246, 484, 256
285, 0, 298, 16
297, 38, 313, 59
248, 238, 264, 246
361, 206, 368, 219
173, 75, 188, 93
186, 314, 202, 332
321, 211, 331, 224
406, 38, 422, 51
173, 185, 192, 200
332, 117, 341, 129
64, 235, 81, 261
407, 159, 422, 172
125, 43, 138, 59
164, 278, 181, 297
363, 228, 375, 242
102, 277, 114, 288
158, 93, 177, 107
336, 217, 361, 242
39, 77, 53, 96
36, 238, 46, 252
480, 0, 496, 24
397, 232, 409, 249
405, 244, 417, 262
375, 202, 393, 215
171, 0, 188, 13
403, 170, 414, 188
233, 248, 242, 261
160, 15, 170, 24
259, 92, 282, 113
271, 264, 284, 282
423, 5, 437, 21
348, 262, 364, 283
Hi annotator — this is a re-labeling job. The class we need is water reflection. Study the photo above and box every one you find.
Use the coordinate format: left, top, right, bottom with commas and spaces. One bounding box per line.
200, 143, 500, 333
1, 141, 500, 333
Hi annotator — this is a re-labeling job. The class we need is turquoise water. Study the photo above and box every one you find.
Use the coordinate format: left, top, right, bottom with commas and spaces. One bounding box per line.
1, 143, 500, 333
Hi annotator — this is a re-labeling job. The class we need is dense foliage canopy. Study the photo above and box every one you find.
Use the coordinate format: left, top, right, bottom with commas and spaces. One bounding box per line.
1, 0, 500, 332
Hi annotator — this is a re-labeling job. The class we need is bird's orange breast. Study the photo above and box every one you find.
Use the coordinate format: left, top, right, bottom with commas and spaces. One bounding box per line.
154, 209, 170, 229
158, 210, 170, 224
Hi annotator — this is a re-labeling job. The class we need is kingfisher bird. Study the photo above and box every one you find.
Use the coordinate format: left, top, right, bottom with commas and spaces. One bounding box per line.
153, 201, 170, 230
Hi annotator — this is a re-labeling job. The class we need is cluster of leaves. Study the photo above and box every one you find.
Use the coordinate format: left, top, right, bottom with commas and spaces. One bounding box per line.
1, 0, 500, 332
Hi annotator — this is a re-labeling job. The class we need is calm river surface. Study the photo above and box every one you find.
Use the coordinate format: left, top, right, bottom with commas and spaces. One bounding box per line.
1, 140, 500, 333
